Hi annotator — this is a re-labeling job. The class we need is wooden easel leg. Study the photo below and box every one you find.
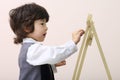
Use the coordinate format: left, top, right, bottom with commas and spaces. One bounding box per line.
92, 25, 112, 80
72, 27, 92, 80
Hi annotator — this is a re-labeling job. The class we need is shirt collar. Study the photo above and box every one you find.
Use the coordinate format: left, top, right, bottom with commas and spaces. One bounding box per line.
23, 38, 40, 43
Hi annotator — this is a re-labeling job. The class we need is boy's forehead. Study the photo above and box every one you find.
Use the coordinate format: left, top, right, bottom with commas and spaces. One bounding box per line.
38, 19, 46, 22
35, 19, 47, 23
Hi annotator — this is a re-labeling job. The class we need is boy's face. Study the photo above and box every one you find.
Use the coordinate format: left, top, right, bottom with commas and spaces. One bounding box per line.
27, 19, 48, 42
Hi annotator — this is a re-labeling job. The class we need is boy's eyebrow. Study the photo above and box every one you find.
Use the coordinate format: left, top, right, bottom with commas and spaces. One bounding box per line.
42, 19, 47, 22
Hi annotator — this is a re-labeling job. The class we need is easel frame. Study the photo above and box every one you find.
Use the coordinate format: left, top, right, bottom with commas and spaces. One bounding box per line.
72, 14, 112, 80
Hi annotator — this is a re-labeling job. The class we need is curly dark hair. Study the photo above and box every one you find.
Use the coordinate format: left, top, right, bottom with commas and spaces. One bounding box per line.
9, 3, 49, 44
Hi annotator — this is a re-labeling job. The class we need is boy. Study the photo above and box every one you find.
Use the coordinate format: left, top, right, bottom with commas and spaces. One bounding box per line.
9, 3, 84, 80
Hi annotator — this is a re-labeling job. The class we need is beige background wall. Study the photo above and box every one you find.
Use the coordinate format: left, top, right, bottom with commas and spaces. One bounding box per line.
0, 0, 120, 80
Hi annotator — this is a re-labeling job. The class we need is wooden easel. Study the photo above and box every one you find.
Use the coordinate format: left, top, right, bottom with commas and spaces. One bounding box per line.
72, 14, 112, 80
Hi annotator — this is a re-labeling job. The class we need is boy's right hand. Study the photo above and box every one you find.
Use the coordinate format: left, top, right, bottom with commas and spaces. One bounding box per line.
72, 29, 85, 44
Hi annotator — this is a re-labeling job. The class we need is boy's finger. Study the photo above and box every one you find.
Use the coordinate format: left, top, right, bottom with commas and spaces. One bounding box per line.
79, 30, 85, 36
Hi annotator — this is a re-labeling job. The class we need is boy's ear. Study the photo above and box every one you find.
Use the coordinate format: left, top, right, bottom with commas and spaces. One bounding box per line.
23, 26, 31, 33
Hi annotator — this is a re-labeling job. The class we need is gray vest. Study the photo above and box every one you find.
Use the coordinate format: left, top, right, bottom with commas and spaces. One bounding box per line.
19, 43, 54, 80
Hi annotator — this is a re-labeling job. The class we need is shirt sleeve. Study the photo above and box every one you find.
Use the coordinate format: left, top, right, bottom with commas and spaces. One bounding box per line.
26, 40, 78, 66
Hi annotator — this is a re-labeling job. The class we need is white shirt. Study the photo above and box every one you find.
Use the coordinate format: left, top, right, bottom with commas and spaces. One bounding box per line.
23, 38, 78, 72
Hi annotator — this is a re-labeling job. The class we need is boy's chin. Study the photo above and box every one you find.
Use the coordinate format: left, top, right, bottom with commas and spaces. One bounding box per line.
38, 39, 45, 42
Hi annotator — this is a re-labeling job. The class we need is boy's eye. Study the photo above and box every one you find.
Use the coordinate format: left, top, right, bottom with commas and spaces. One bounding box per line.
41, 23, 44, 25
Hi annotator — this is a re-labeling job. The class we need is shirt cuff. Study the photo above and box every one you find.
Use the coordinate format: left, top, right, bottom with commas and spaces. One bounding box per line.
51, 64, 57, 73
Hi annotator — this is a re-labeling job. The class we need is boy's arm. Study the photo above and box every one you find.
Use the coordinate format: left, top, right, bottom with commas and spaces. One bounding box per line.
26, 40, 77, 66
